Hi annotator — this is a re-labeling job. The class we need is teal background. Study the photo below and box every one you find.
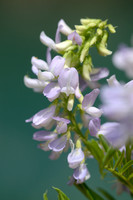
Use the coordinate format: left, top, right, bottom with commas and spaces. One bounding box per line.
1, 0, 133, 199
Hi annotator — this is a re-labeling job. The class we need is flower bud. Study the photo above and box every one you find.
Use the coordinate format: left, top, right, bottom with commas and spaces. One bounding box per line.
82, 57, 92, 81
55, 40, 72, 52
108, 24, 116, 33
67, 94, 74, 111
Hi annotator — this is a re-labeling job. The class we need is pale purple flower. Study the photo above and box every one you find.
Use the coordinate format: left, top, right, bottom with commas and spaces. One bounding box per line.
73, 163, 90, 184
31, 56, 49, 73
67, 147, 84, 169
49, 56, 65, 76
90, 68, 109, 82
100, 79, 133, 147
53, 116, 70, 134
57, 19, 72, 36
40, 31, 56, 50
33, 130, 57, 141
48, 135, 67, 152
82, 89, 102, 118
68, 31, 82, 46
43, 82, 61, 102
58, 67, 81, 98
107, 75, 120, 87
101, 84, 133, 121
79, 67, 109, 91
24, 76, 48, 92
89, 118, 101, 136
26, 105, 56, 129
112, 45, 133, 78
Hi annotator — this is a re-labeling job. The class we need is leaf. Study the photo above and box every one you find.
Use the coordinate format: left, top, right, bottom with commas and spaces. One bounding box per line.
120, 160, 133, 175
98, 134, 109, 152
86, 139, 104, 163
98, 188, 116, 200
53, 187, 70, 200
74, 183, 104, 200
102, 147, 116, 168
113, 150, 125, 170
43, 191, 48, 200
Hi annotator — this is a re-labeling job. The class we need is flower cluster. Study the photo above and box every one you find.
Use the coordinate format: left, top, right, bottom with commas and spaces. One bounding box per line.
24, 18, 119, 186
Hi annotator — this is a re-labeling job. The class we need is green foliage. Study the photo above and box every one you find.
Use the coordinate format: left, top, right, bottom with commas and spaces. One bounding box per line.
43, 188, 70, 200
53, 187, 70, 200
74, 183, 105, 200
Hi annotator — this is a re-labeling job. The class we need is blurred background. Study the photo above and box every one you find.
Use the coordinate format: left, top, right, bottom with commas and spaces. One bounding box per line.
0, 0, 133, 199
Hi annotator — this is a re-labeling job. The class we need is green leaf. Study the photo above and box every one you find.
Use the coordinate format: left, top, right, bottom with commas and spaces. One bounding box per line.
120, 160, 133, 175
113, 150, 125, 170
98, 134, 109, 152
103, 147, 116, 168
86, 139, 104, 163
98, 188, 116, 200
43, 191, 48, 200
53, 187, 70, 200
74, 183, 104, 200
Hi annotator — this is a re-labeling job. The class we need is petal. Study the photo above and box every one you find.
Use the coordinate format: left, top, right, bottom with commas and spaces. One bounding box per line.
56, 122, 67, 134
48, 135, 67, 152
107, 75, 120, 87
33, 130, 57, 141
86, 106, 102, 118
67, 148, 84, 169
32, 105, 56, 127
55, 24, 62, 43
58, 19, 72, 36
49, 56, 65, 76
46, 47, 52, 65
68, 31, 82, 46
73, 164, 90, 183
31, 57, 49, 71
32, 65, 38, 75
58, 68, 79, 96
40, 31, 56, 50
89, 118, 101, 136
38, 71, 54, 81
90, 68, 109, 81
52, 116, 70, 124
43, 82, 61, 102
24, 76, 47, 92
82, 89, 100, 109
97, 122, 128, 148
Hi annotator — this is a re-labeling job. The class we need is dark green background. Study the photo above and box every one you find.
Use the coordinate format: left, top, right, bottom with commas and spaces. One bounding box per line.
1, 0, 133, 200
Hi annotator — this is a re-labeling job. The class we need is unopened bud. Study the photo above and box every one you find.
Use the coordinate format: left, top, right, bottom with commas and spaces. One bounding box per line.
97, 44, 112, 56
76, 139, 82, 148
108, 24, 116, 33
55, 40, 72, 52
80, 18, 101, 25
82, 57, 92, 80
97, 28, 103, 36
67, 94, 74, 111
98, 20, 108, 28
80, 41, 90, 63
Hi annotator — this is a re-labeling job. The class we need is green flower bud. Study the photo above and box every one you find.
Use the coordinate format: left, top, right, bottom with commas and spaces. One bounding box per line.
82, 57, 92, 80
89, 36, 97, 46
97, 44, 112, 56
80, 18, 101, 25
67, 94, 74, 111
97, 28, 103, 36
80, 41, 90, 63
98, 20, 108, 28
108, 24, 116, 33
55, 40, 72, 52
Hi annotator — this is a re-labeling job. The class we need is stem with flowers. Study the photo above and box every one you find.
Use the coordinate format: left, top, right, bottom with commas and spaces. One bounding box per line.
24, 18, 133, 200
